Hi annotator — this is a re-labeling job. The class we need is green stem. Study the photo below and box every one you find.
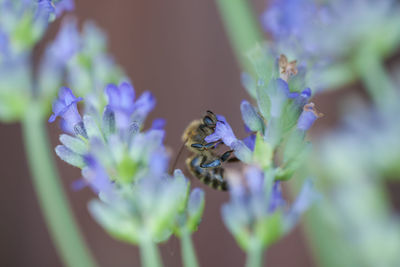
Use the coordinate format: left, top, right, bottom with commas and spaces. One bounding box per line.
245, 239, 264, 267
139, 236, 162, 267
356, 48, 397, 109
22, 101, 97, 267
215, 0, 264, 75
180, 229, 199, 267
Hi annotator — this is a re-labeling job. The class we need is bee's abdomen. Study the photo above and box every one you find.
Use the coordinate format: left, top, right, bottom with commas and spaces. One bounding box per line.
186, 155, 229, 191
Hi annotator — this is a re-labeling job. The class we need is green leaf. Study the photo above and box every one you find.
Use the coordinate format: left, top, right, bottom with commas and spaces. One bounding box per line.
256, 212, 283, 248
247, 44, 274, 81
59, 134, 88, 155
55, 145, 85, 168
283, 129, 306, 163
240, 100, 264, 132
83, 115, 103, 140
253, 133, 273, 169
256, 81, 271, 120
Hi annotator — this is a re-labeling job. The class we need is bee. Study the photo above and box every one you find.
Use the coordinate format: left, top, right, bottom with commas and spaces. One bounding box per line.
180, 111, 233, 191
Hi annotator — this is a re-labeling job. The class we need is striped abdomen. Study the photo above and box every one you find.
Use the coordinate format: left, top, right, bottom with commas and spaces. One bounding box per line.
186, 155, 229, 191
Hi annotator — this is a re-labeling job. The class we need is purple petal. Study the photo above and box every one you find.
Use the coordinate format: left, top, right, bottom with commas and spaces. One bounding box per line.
245, 167, 264, 194
71, 178, 88, 191
268, 181, 286, 212
48, 18, 80, 63
297, 103, 322, 131
119, 82, 135, 110
83, 155, 114, 195
149, 150, 169, 175
205, 120, 237, 147
105, 84, 121, 108
134, 91, 155, 115
276, 78, 290, 96
188, 188, 205, 217
49, 87, 82, 133
151, 118, 166, 130
55, 0, 75, 17
242, 134, 256, 151
301, 88, 312, 98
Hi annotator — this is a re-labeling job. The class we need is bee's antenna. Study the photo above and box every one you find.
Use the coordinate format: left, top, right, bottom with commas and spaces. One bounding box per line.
169, 139, 187, 175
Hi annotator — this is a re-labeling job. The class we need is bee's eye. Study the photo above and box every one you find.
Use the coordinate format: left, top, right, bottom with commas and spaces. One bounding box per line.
203, 116, 215, 126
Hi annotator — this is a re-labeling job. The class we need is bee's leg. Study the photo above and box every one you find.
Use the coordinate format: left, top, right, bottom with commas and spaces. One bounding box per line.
204, 140, 221, 149
191, 140, 221, 151
191, 143, 205, 151
200, 155, 222, 168
202, 116, 216, 128
200, 150, 233, 169
220, 150, 234, 162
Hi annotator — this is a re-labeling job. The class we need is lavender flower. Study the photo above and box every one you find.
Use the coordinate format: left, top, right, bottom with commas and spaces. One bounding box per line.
38, 18, 80, 102
0, 0, 75, 122
45, 18, 80, 64
105, 82, 136, 130
0, 0, 74, 53
207, 53, 320, 172
48, 87, 83, 134
54, 0, 75, 17
51, 82, 204, 246
66, 22, 126, 100
222, 166, 316, 251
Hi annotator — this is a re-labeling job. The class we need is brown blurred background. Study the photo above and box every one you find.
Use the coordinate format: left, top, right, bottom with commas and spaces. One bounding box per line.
0, 1, 362, 266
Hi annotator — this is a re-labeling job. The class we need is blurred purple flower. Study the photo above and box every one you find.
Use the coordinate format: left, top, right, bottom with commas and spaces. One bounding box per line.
226, 167, 285, 216
54, 0, 75, 17
268, 181, 286, 212
187, 188, 204, 217
262, 0, 313, 39
151, 118, 166, 130
0, 30, 8, 58
132, 91, 156, 123
49, 87, 83, 133
261, 0, 323, 60
47, 18, 80, 64
223, 166, 317, 248
36, 0, 55, 21
149, 149, 169, 175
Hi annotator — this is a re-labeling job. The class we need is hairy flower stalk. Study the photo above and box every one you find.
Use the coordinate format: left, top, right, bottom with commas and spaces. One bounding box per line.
205, 49, 320, 266
260, 1, 400, 267
50, 82, 205, 267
